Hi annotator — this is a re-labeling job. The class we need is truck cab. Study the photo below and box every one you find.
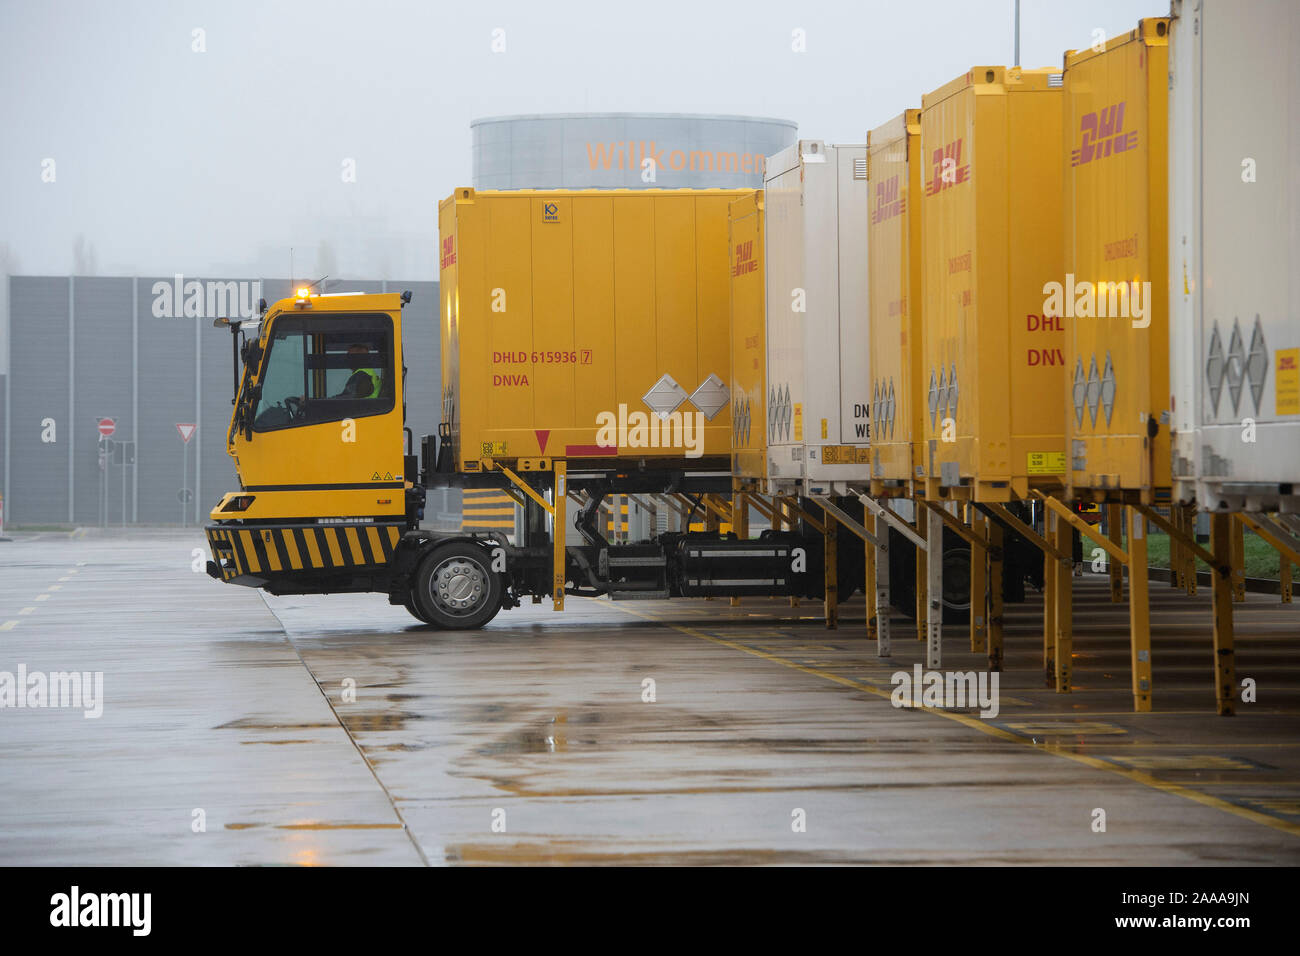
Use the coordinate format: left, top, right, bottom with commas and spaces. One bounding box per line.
206, 290, 425, 598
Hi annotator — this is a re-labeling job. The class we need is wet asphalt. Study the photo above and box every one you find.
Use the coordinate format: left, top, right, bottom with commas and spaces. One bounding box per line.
2, 529, 1299, 865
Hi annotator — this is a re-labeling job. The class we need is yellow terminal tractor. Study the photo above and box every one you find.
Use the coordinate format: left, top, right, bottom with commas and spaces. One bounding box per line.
205, 189, 862, 628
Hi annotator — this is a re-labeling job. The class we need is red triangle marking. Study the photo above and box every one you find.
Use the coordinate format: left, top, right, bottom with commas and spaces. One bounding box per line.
535, 429, 550, 455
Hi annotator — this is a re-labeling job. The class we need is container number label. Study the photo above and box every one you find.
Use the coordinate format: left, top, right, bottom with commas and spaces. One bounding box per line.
1027, 451, 1066, 475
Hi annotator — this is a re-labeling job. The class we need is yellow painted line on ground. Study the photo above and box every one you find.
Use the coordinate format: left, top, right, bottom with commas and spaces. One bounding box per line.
47, 585, 62, 591
18, 607, 35, 616
0, 621, 16, 631
35, 594, 50, 602
57, 577, 71, 582
607, 600, 1300, 839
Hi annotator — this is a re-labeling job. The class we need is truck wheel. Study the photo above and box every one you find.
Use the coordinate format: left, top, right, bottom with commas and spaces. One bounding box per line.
412, 542, 503, 630
941, 546, 972, 624
403, 593, 437, 626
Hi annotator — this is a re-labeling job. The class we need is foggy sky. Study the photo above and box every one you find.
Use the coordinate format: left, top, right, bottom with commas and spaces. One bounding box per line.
3, 0, 1161, 288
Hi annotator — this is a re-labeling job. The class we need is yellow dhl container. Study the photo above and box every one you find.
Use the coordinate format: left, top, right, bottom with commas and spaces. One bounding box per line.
919, 66, 1066, 501
1062, 18, 1170, 502
728, 192, 766, 482
867, 109, 924, 493
439, 187, 756, 472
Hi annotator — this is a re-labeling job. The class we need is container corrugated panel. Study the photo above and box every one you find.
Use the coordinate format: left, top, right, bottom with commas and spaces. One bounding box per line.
439, 187, 755, 473
919, 67, 1066, 501
1063, 19, 1170, 503
728, 192, 766, 482
1168, 0, 1300, 512
763, 141, 870, 495
867, 110, 923, 492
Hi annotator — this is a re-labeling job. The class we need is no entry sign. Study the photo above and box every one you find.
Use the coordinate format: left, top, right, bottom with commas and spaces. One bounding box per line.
97, 417, 116, 438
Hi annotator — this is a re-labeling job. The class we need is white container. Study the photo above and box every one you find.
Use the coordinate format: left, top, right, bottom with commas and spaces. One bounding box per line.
763, 140, 870, 495
1169, 0, 1300, 513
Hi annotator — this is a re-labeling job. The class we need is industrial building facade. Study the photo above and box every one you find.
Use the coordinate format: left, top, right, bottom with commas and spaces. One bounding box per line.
2, 276, 447, 527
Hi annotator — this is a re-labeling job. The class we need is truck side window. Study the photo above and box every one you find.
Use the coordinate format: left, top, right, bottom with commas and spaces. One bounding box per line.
252, 313, 395, 431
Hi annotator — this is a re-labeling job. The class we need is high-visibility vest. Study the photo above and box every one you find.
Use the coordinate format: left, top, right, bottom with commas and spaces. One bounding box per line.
357, 368, 380, 398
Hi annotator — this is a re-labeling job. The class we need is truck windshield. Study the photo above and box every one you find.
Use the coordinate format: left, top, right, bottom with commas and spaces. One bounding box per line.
252, 313, 394, 431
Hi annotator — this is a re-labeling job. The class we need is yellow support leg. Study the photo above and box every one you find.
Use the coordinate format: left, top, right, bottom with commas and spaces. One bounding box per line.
987, 519, 1004, 673
1043, 510, 1057, 687
865, 510, 878, 641
1211, 514, 1237, 716
1128, 505, 1152, 712
730, 492, 748, 607
970, 511, 987, 653
1053, 507, 1073, 693
1231, 515, 1246, 602
823, 508, 838, 630
915, 520, 927, 642
1107, 503, 1124, 602
552, 461, 567, 611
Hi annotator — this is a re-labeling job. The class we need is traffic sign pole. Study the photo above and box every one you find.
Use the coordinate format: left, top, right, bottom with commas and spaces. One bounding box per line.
176, 424, 197, 528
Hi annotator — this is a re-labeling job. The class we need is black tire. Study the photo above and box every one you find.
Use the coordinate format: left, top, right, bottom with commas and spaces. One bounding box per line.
411, 541, 504, 630
403, 592, 437, 626
940, 545, 971, 625
886, 527, 972, 624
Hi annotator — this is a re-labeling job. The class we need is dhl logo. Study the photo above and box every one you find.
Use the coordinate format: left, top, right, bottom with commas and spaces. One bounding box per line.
924, 139, 970, 195
1281, 354, 1298, 371
1071, 102, 1137, 167
732, 238, 758, 277
440, 236, 456, 270
871, 174, 906, 223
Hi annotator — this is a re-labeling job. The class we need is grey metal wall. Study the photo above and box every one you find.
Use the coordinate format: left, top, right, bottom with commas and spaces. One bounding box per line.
0, 374, 6, 526
472, 113, 798, 189
3, 277, 448, 527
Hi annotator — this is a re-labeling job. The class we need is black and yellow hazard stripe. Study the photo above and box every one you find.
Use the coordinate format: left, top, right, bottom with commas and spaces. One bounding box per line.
462, 488, 516, 532
604, 501, 630, 534
207, 523, 403, 578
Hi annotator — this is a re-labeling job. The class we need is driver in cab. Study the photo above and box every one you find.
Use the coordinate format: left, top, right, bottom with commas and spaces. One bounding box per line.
298, 344, 379, 404
338, 343, 380, 399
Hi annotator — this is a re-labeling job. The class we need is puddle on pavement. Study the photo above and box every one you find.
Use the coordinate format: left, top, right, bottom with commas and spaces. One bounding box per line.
215, 718, 335, 731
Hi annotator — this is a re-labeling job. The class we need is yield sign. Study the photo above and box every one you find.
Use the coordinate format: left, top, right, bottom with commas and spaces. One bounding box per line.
97, 417, 116, 438
535, 429, 551, 455
176, 423, 197, 443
